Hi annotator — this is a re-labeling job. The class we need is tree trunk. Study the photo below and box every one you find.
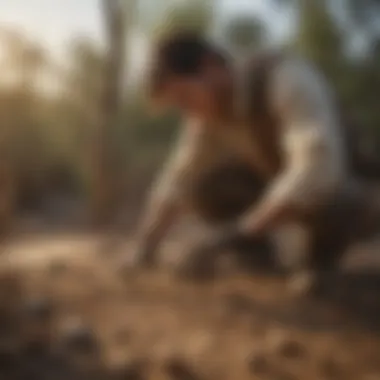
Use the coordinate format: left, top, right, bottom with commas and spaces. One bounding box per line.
0, 146, 14, 241
91, 0, 129, 227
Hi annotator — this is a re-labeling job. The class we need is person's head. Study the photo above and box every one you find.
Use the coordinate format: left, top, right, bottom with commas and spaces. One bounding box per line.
147, 32, 233, 120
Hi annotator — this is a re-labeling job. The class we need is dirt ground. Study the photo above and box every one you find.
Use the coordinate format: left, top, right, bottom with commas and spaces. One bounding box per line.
1, 233, 380, 380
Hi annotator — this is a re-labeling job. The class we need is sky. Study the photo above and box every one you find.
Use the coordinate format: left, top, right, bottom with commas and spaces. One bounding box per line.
0, 0, 104, 53
0, 0, 290, 52
0, 0, 292, 89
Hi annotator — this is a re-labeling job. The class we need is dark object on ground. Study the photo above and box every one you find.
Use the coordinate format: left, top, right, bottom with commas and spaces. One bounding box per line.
110, 358, 147, 380
275, 339, 307, 360
188, 160, 264, 225
184, 162, 277, 277
22, 296, 53, 322
188, 159, 380, 279
59, 319, 98, 354
164, 357, 202, 380
247, 353, 271, 376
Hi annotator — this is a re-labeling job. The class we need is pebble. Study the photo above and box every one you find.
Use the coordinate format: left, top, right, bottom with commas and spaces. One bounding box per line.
247, 352, 271, 376
22, 297, 53, 322
164, 357, 202, 380
59, 318, 98, 354
111, 358, 147, 380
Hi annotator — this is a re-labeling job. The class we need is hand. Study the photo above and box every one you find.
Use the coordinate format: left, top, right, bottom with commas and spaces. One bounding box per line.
175, 227, 247, 281
175, 240, 219, 281
209, 225, 248, 251
239, 202, 291, 237
118, 242, 158, 278
132, 242, 158, 269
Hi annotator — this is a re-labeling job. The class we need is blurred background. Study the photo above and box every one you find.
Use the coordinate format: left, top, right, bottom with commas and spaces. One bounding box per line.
1, 0, 380, 237
1, 2, 380, 379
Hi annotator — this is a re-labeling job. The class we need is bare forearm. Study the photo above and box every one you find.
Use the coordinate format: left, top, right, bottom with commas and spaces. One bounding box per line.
239, 198, 291, 236
238, 166, 306, 236
137, 199, 180, 252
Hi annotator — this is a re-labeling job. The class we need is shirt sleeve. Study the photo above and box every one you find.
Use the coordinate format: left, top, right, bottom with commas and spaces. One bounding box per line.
146, 117, 204, 211
261, 58, 347, 213
136, 117, 205, 248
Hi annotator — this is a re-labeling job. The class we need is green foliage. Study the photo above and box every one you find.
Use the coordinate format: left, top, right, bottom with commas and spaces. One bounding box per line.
295, 0, 344, 79
294, 0, 380, 145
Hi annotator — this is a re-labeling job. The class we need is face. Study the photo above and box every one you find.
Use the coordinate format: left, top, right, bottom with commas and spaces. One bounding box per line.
160, 74, 217, 116
152, 62, 233, 121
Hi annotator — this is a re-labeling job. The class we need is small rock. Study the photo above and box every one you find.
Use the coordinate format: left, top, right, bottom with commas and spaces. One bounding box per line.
111, 358, 147, 380
59, 318, 98, 354
320, 357, 342, 379
175, 244, 218, 282
164, 357, 201, 380
267, 330, 307, 361
22, 297, 53, 322
247, 353, 271, 376
276, 339, 307, 360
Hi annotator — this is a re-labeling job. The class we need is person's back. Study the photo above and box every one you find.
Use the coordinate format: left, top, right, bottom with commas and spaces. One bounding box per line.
129, 32, 379, 294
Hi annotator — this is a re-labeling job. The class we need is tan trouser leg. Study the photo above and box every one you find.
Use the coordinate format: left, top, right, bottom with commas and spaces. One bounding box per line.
273, 222, 312, 271
272, 222, 317, 295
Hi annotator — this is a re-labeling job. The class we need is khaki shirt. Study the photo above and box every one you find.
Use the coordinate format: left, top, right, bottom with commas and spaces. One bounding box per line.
148, 57, 348, 218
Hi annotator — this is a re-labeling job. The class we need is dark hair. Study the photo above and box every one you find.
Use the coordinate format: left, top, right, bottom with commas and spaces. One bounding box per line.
148, 32, 227, 97
155, 32, 217, 75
